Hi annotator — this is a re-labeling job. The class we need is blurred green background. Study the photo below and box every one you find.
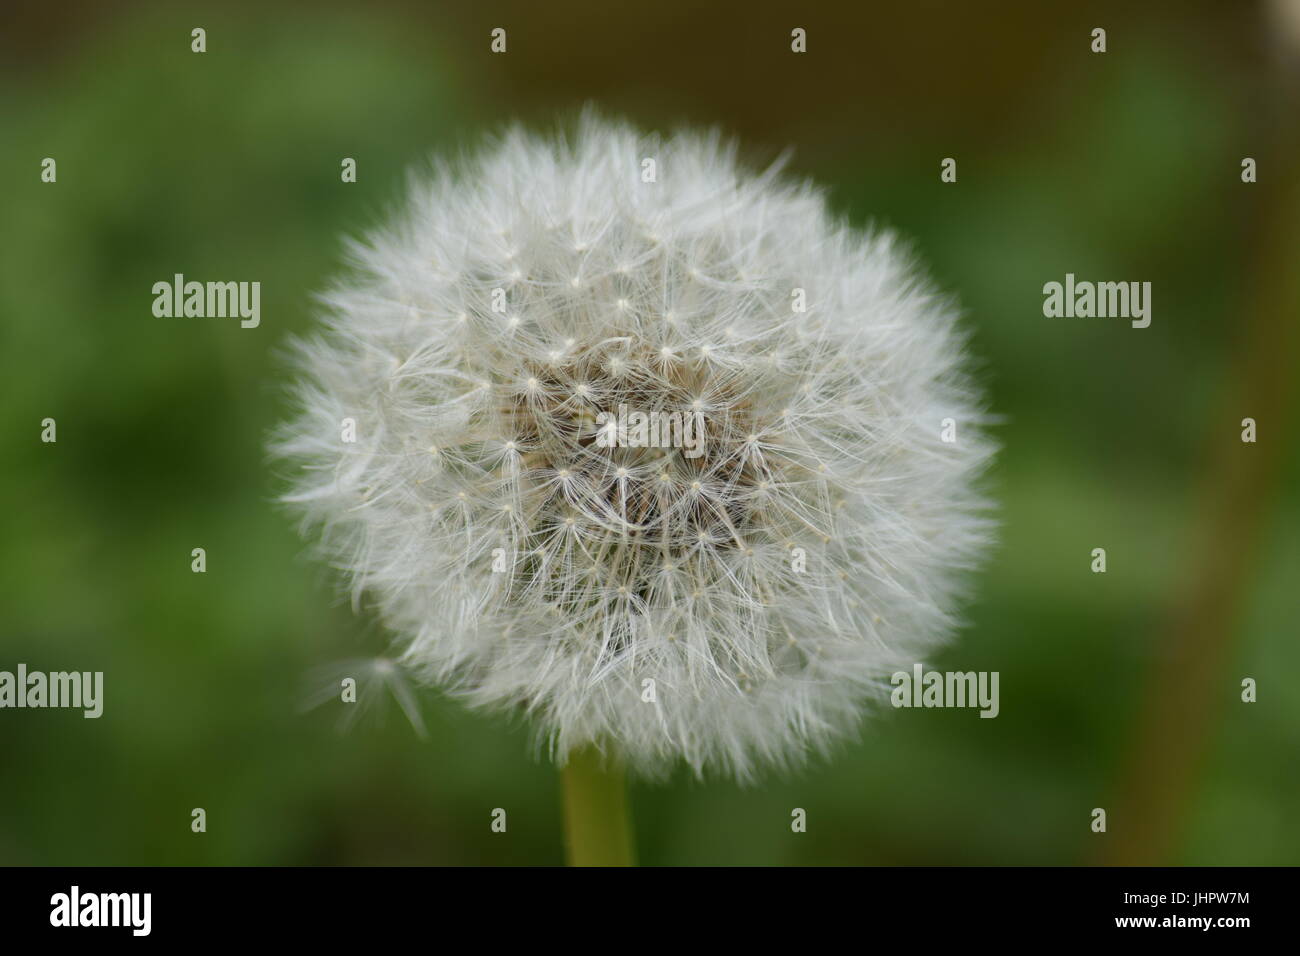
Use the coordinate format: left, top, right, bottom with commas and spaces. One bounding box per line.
2, 0, 1297, 865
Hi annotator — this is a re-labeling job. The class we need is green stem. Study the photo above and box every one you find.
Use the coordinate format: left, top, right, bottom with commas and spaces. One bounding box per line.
561, 745, 635, 866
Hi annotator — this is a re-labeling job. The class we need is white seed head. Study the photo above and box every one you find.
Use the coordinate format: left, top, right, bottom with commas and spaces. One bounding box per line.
273, 115, 996, 781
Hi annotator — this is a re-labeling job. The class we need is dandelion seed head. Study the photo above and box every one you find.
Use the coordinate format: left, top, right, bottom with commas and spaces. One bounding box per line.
273, 114, 996, 781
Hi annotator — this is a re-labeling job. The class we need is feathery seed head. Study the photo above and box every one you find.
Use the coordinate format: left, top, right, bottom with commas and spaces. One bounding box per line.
274, 115, 996, 781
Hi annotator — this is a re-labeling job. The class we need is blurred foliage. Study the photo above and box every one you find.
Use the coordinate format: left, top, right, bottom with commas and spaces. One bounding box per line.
0, 1, 1296, 865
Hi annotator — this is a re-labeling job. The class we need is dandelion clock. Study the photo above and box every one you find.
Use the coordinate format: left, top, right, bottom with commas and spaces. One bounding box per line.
273, 114, 996, 865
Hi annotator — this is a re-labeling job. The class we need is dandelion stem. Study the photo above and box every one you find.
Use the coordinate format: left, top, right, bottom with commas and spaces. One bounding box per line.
561, 745, 635, 866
